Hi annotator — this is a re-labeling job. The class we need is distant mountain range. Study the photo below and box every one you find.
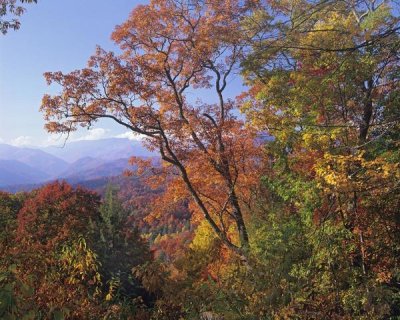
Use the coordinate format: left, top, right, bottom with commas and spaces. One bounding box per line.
0, 160, 49, 186
0, 138, 155, 190
0, 144, 69, 178
43, 138, 151, 162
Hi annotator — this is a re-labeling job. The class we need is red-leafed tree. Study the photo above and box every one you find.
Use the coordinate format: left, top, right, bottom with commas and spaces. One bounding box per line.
41, 0, 263, 257
14, 181, 103, 318
17, 181, 100, 247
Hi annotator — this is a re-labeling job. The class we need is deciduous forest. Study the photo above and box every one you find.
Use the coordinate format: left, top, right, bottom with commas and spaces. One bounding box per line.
1, 0, 400, 319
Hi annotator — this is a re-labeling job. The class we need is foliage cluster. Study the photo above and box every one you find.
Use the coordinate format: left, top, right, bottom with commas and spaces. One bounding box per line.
2, 0, 400, 318
0, 182, 152, 319
0, 0, 37, 34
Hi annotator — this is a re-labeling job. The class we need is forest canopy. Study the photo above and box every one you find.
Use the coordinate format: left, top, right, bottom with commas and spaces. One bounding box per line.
1, 0, 399, 319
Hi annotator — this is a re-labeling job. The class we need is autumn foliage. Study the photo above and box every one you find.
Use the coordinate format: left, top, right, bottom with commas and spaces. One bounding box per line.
1, 0, 400, 319
0, 182, 152, 319
41, 0, 264, 257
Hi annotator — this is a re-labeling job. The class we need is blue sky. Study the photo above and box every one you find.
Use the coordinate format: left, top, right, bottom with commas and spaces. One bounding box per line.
0, 0, 145, 147
0, 0, 245, 147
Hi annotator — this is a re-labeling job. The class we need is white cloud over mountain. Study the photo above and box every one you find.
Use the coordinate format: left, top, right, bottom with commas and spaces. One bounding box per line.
5, 128, 145, 148
74, 128, 110, 141
115, 131, 144, 141
10, 136, 35, 147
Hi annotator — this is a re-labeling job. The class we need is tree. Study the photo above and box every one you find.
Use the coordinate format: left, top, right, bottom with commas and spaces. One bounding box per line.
95, 184, 151, 301
0, 182, 155, 319
0, 192, 21, 257
0, 0, 37, 35
10, 181, 104, 318
41, 0, 263, 257
241, 0, 400, 317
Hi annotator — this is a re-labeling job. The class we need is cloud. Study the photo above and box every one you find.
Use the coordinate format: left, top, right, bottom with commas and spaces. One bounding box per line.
10, 136, 35, 147
115, 131, 144, 141
40, 128, 112, 147
74, 128, 110, 141
41, 134, 70, 147
0, 137, 4, 143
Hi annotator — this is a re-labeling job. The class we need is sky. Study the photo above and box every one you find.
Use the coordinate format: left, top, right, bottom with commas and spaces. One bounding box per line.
0, 0, 146, 147
0, 0, 246, 148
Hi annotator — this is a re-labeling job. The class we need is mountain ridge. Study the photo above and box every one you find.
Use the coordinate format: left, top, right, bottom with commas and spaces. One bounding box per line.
0, 138, 155, 189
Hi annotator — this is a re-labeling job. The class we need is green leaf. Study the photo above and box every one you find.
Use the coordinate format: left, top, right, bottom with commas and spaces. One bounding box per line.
53, 310, 65, 320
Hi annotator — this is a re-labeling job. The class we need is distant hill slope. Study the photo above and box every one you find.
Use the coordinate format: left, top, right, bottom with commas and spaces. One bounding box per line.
42, 138, 153, 163
0, 138, 157, 191
0, 160, 49, 187
0, 144, 68, 177
0, 157, 135, 191
58, 157, 134, 182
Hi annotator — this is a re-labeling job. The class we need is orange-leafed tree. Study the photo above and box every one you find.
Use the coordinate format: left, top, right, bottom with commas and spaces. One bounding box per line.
41, 0, 262, 257
12, 181, 103, 318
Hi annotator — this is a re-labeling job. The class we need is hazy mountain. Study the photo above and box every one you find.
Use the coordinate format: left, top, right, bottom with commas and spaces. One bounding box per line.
0, 138, 156, 191
60, 157, 106, 175
0, 174, 139, 194
58, 157, 133, 182
0, 144, 68, 177
0, 160, 49, 187
43, 138, 153, 163
0, 157, 135, 192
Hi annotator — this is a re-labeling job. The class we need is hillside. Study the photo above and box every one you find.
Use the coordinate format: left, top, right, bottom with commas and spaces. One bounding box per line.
0, 144, 68, 177
42, 138, 153, 162
0, 159, 49, 186
0, 138, 155, 189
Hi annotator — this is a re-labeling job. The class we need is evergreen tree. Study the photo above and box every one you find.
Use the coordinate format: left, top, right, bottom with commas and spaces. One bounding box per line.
95, 184, 151, 301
